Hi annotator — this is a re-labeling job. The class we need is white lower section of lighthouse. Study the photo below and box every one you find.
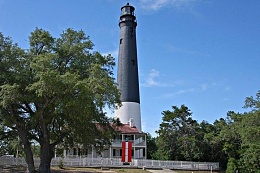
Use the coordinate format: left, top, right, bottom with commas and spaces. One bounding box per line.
115, 102, 142, 132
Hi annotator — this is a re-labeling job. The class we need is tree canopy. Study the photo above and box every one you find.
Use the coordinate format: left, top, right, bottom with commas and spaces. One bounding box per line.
153, 90, 260, 172
0, 28, 121, 173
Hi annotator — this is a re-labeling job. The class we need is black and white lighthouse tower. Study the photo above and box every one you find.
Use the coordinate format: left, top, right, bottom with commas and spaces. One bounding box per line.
115, 3, 142, 132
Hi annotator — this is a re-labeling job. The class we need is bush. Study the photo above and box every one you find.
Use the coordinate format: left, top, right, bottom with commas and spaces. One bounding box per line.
58, 159, 64, 169
239, 144, 260, 173
226, 158, 238, 173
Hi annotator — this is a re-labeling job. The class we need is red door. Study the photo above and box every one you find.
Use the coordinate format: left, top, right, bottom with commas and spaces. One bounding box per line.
121, 141, 132, 162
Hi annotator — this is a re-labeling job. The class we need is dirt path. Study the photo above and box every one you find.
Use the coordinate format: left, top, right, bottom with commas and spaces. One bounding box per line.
147, 169, 176, 173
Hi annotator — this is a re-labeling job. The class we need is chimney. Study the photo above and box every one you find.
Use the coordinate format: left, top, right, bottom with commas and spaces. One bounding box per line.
129, 118, 135, 128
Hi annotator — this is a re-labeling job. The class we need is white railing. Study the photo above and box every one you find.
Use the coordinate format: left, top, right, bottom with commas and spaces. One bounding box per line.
0, 157, 219, 171
111, 139, 146, 147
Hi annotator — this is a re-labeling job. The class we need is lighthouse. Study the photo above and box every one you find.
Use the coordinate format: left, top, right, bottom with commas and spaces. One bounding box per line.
115, 3, 142, 132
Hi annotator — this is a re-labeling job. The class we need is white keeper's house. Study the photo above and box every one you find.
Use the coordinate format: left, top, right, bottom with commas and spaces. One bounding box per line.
63, 121, 147, 159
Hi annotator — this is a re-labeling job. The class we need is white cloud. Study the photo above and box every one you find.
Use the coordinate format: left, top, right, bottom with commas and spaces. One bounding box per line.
200, 82, 228, 92
140, 0, 170, 10
139, 0, 199, 11
101, 49, 118, 59
224, 86, 231, 91
161, 81, 232, 99
166, 44, 212, 58
142, 69, 173, 87
200, 83, 208, 91
162, 88, 195, 98
223, 98, 229, 101
143, 69, 160, 87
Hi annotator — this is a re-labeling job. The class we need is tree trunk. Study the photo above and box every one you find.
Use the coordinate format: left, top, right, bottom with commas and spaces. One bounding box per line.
38, 112, 54, 173
16, 124, 37, 173
39, 141, 54, 173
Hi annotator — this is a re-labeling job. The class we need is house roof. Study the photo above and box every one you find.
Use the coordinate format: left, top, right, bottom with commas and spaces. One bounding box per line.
96, 123, 144, 134
115, 124, 140, 134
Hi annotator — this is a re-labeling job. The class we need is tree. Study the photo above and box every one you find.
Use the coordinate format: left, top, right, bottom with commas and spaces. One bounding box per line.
221, 91, 260, 172
155, 105, 202, 161
0, 28, 121, 173
244, 90, 260, 110
221, 112, 242, 160
196, 121, 216, 162
226, 158, 238, 173
208, 118, 229, 169
240, 144, 260, 173
238, 91, 260, 172
146, 133, 157, 159
154, 91, 260, 171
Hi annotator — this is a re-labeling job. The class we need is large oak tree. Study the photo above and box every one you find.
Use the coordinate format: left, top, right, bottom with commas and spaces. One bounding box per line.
0, 28, 121, 173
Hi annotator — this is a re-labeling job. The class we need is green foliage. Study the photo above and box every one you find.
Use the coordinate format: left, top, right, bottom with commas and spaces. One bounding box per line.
58, 159, 64, 169
226, 158, 238, 173
154, 90, 260, 171
0, 29, 121, 172
239, 144, 260, 173
155, 105, 203, 161
118, 169, 126, 172
240, 111, 260, 145
146, 133, 157, 159
244, 90, 260, 110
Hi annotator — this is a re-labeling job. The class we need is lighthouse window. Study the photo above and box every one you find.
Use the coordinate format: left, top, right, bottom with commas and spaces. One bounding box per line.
129, 27, 133, 33
120, 38, 123, 44
131, 60, 135, 66
124, 7, 131, 14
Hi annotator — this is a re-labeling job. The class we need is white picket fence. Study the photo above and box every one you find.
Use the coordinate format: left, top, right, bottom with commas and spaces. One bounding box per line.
0, 157, 219, 171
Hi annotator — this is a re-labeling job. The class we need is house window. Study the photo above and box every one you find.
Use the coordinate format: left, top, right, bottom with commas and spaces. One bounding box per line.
73, 148, 77, 155
113, 149, 122, 156
113, 149, 115, 156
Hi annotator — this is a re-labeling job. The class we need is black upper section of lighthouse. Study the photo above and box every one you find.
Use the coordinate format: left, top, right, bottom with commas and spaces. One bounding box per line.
117, 3, 140, 103
119, 3, 136, 25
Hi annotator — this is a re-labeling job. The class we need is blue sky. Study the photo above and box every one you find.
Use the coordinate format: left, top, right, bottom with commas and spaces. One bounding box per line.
1, 0, 259, 136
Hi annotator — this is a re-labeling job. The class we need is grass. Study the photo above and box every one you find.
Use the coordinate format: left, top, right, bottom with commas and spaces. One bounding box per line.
113, 168, 149, 173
